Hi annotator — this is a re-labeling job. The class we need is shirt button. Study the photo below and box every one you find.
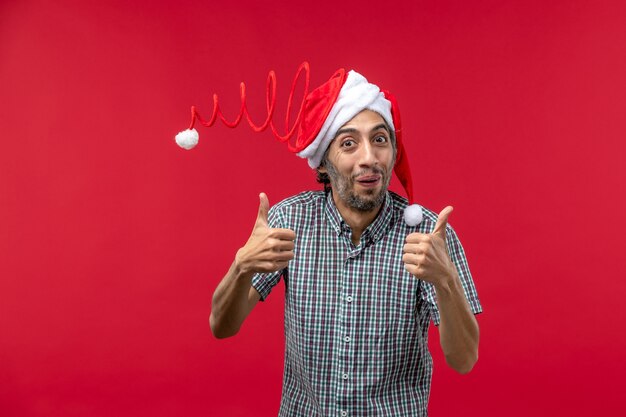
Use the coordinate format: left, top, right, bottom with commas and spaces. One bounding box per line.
344, 336, 351, 343
342, 373, 349, 380
346, 296, 353, 302
341, 412, 348, 417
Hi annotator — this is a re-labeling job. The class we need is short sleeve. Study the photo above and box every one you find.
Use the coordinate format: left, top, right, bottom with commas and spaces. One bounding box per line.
251, 205, 287, 301
420, 225, 483, 325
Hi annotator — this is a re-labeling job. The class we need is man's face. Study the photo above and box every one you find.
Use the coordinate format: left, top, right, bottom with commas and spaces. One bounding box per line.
320, 110, 395, 213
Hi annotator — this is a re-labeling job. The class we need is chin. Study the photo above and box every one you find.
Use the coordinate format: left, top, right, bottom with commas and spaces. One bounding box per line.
346, 189, 386, 212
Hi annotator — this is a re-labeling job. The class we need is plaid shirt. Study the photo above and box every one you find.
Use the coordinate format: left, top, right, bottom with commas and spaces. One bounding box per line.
252, 191, 482, 417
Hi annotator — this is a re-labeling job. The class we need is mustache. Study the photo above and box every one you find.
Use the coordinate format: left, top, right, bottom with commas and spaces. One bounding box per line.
352, 166, 385, 179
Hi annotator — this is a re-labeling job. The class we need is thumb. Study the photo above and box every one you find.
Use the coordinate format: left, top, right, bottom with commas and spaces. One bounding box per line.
432, 206, 453, 238
256, 192, 270, 226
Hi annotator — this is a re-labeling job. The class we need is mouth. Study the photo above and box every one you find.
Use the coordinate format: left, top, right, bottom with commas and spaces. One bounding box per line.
355, 175, 382, 188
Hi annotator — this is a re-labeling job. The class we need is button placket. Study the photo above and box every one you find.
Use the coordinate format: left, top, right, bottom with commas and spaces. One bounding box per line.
337, 247, 355, 413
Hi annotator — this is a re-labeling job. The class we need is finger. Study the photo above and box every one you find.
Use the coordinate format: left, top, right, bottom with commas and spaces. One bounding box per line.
403, 252, 424, 264
272, 261, 290, 270
269, 228, 296, 241
405, 233, 429, 244
256, 192, 270, 226
404, 263, 420, 277
403, 243, 424, 255
262, 251, 294, 266
402, 243, 415, 254
271, 251, 294, 261
258, 261, 288, 273
402, 253, 421, 265
432, 206, 453, 238
270, 240, 295, 251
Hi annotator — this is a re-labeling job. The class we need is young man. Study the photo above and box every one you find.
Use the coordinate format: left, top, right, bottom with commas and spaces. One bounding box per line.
203, 68, 482, 416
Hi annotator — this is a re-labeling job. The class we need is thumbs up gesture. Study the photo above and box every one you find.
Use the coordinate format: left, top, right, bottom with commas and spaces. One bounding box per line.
402, 206, 457, 286
234, 193, 296, 275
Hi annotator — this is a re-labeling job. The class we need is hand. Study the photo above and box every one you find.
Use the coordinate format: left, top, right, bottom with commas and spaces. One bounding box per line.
235, 193, 296, 275
402, 206, 457, 287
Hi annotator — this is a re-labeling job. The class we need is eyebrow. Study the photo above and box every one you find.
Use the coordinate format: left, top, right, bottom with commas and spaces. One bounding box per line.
334, 123, 390, 139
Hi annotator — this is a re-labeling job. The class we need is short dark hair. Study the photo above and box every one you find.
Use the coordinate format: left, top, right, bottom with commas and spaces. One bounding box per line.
316, 153, 332, 193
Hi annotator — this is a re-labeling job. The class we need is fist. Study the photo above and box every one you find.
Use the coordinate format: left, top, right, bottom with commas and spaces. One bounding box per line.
402, 206, 456, 286
235, 193, 296, 274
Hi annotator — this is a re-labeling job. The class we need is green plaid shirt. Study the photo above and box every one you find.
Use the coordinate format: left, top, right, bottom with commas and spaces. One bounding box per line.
252, 191, 482, 417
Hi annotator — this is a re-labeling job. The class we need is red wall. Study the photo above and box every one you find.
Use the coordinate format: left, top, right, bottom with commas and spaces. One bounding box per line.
1, 0, 625, 415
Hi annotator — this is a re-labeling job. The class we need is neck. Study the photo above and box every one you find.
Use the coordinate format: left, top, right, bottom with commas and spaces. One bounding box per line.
331, 192, 384, 246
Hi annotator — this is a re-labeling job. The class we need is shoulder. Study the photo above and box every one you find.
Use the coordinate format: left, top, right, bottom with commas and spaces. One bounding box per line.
270, 191, 326, 212
267, 191, 326, 222
388, 191, 440, 234
387, 192, 463, 242
266, 191, 325, 230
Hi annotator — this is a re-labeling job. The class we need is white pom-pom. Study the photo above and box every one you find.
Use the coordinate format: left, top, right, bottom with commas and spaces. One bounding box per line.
175, 128, 199, 150
404, 204, 423, 226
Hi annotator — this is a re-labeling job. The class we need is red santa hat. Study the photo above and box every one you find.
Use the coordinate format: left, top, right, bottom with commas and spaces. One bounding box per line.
296, 69, 394, 167
175, 63, 422, 226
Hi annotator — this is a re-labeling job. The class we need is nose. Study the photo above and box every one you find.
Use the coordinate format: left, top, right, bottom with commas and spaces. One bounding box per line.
357, 140, 377, 168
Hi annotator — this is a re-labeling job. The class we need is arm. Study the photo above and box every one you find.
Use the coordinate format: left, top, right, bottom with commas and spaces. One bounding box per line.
402, 206, 479, 374
433, 269, 479, 374
209, 193, 295, 339
209, 261, 261, 339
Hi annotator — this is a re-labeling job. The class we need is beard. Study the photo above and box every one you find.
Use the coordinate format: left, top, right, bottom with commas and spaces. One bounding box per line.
325, 162, 392, 212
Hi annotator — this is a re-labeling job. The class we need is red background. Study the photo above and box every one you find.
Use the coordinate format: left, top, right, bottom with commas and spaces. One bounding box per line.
2, 0, 625, 415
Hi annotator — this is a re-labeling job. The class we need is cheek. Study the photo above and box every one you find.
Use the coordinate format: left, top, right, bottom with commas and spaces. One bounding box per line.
332, 157, 356, 177
379, 150, 395, 170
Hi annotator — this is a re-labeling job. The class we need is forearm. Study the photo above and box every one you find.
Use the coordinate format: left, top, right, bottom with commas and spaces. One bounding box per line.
210, 260, 259, 339
435, 272, 479, 374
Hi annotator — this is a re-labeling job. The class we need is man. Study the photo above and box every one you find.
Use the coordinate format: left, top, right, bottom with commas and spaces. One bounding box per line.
197, 66, 481, 416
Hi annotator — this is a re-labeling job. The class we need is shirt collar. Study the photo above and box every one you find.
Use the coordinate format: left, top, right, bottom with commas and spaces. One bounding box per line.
324, 191, 394, 244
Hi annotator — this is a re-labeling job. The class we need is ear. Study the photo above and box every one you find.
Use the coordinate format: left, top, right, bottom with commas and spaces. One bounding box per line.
318, 165, 328, 174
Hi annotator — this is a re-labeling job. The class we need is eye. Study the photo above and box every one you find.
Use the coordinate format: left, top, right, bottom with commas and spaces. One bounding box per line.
374, 135, 388, 144
341, 139, 356, 148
